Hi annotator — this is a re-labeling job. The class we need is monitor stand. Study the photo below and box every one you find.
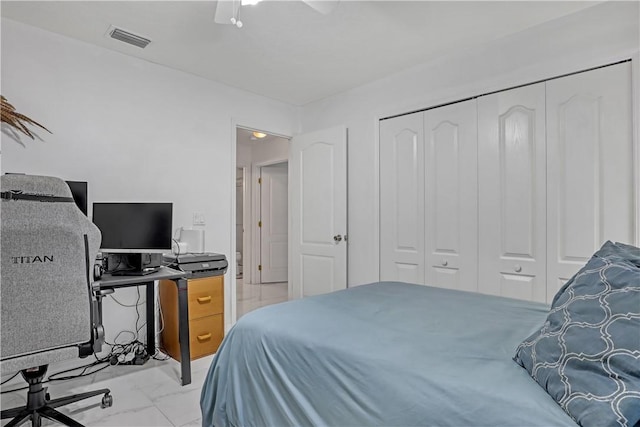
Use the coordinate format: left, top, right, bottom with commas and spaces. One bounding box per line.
105, 253, 163, 276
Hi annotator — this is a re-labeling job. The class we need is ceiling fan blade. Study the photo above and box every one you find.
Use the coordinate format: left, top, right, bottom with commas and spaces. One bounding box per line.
302, 0, 339, 15
214, 0, 239, 24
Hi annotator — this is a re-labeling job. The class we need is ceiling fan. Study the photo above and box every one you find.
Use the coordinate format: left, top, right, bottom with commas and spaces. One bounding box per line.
214, 0, 339, 28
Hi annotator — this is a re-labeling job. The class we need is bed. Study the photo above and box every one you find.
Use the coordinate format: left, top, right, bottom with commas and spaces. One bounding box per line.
201, 242, 640, 427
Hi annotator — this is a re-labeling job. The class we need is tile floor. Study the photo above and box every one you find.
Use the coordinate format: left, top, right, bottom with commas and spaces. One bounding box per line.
1, 279, 289, 426
1, 354, 214, 427
236, 278, 289, 318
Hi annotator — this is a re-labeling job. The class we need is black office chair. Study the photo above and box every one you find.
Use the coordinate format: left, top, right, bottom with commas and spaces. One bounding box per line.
1, 174, 113, 427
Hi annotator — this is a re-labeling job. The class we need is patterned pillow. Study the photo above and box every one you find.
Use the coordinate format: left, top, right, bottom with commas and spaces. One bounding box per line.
514, 241, 640, 427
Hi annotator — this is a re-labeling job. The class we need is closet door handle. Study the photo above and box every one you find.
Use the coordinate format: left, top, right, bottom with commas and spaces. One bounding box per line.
197, 296, 212, 303
514, 265, 522, 273
333, 234, 343, 242
442, 260, 448, 267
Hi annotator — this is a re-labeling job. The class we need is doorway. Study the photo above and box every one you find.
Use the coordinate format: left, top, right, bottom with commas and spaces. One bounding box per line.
235, 127, 290, 318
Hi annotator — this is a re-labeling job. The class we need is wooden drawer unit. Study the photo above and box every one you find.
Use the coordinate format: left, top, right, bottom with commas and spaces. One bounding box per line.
187, 277, 223, 320
189, 314, 224, 360
159, 275, 224, 361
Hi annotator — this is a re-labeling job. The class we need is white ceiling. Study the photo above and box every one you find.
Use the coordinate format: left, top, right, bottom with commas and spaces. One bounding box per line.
1, 1, 600, 106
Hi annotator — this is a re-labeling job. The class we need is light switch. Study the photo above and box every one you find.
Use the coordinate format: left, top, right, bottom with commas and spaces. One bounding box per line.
193, 212, 206, 225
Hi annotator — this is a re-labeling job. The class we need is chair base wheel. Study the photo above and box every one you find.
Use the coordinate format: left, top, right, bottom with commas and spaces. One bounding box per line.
101, 393, 113, 409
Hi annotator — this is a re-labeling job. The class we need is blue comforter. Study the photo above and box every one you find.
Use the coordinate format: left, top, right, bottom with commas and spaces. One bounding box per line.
201, 282, 578, 426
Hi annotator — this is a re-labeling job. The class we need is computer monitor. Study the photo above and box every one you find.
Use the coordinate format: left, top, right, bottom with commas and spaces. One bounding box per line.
66, 181, 88, 216
93, 202, 173, 275
92, 202, 173, 254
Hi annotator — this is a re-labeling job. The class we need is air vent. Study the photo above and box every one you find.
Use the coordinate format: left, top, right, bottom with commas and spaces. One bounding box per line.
109, 27, 151, 49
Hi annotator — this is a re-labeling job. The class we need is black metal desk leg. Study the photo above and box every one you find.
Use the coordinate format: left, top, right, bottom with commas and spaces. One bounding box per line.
176, 278, 192, 386
146, 282, 156, 356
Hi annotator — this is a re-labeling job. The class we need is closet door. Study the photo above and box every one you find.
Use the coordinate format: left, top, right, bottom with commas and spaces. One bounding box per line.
478, 83, 547, 302
380, 112, 425, 283
546, 62, 635, 302
424, 100, 478, 291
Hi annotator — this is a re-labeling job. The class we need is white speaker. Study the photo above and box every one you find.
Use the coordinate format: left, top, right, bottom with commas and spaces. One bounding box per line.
178, 227, 205, 253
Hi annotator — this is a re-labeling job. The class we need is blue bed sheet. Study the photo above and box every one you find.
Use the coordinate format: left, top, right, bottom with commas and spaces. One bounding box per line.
201, 282, 578, 426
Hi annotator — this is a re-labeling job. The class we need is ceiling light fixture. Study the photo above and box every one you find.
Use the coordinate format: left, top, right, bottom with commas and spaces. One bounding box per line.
252, 131, 267, 139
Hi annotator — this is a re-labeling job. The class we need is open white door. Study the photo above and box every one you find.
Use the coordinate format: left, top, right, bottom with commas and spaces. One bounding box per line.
260, 163, 289, 283
290, 126, 347, 299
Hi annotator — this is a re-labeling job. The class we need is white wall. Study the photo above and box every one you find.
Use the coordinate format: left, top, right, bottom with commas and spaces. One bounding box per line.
236, 137, 289, 167
249, 138, 289, 165
299, 1, 640, 287
1, 18, 298, 343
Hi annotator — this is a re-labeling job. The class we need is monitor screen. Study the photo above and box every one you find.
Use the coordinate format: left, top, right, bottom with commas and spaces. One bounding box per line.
92, 202, 173, 253
66, 181, 88, 216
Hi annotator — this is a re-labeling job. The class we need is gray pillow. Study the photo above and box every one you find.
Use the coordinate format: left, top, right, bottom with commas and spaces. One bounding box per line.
514, 241, 640, 427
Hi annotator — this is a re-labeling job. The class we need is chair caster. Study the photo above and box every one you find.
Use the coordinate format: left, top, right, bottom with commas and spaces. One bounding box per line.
101, 393, 113, 409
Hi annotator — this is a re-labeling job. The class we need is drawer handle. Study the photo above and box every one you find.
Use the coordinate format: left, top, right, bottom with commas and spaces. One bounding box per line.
197, 333, 212, 341
197, 296, 212, 303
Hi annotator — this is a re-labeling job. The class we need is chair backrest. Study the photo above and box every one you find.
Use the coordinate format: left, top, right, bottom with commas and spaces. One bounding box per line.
1, 174, 101, 363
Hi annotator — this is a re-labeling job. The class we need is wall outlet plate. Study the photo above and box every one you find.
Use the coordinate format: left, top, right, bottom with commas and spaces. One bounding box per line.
193, 212, 206, 225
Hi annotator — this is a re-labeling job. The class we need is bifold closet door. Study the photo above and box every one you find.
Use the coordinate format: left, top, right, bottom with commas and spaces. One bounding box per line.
478, 83, 547, 302
546, 61, 635, 302
424, 99, 478, 292
379, 112, 425, 283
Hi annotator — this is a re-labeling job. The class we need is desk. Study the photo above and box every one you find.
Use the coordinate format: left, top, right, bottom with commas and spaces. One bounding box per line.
95, 266, 194, 385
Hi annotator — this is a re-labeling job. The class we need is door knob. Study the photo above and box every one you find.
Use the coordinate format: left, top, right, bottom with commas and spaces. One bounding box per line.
514, 265, 522, 273
442, 260, 448, 267
333, 234, 343, 242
